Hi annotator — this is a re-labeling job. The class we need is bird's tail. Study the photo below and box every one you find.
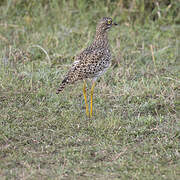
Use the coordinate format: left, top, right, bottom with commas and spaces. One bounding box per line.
56, 77, 69, 94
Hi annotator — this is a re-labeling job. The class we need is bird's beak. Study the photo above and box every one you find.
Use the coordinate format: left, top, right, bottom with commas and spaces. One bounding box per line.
113, 22, 118, 26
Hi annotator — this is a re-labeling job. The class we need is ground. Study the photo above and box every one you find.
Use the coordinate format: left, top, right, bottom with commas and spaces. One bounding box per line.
0, 1, 180, 179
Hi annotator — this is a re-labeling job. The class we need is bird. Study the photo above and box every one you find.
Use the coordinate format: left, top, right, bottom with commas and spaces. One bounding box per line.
56, 17, 117, 117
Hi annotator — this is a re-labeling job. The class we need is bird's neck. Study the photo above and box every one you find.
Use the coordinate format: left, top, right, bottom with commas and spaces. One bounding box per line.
93, 30, 109, 48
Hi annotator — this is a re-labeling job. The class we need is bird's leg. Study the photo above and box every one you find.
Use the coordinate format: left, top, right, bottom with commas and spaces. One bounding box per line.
83, 80, 89, 117
90, 81, 96, 118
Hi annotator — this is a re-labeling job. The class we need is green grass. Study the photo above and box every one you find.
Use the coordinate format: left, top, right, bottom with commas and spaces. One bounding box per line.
0, 0, 180, 179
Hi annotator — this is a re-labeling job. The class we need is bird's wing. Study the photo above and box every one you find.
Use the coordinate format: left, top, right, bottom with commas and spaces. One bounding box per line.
61, 47, 108, 84
73, 47, 105, 66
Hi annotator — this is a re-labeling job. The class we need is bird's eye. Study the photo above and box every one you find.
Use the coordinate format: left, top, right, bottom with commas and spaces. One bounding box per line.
107, 20, 111, 25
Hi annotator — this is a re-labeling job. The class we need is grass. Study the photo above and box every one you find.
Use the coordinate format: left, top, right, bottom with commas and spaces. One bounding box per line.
0, 0, 180, 179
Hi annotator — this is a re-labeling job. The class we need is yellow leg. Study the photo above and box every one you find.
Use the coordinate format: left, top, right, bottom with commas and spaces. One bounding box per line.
90, 82, 96, 118
83, 81, 89, 117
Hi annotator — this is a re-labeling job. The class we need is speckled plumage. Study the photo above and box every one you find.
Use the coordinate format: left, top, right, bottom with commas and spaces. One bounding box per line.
56, 17, 117, 94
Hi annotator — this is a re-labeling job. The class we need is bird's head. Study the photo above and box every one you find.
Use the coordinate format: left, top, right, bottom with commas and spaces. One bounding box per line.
97, 17, 117, 32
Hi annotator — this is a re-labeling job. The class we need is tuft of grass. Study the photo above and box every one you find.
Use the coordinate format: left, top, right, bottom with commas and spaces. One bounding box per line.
0, 0, 180, 179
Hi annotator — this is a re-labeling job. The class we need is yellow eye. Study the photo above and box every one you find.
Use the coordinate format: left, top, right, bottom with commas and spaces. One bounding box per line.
107, 20, 111, 25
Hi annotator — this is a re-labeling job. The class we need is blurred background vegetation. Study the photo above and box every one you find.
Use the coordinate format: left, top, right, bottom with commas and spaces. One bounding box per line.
0, 0, 180, 28
1, 0, 180, 22
0, 0, 179, 57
